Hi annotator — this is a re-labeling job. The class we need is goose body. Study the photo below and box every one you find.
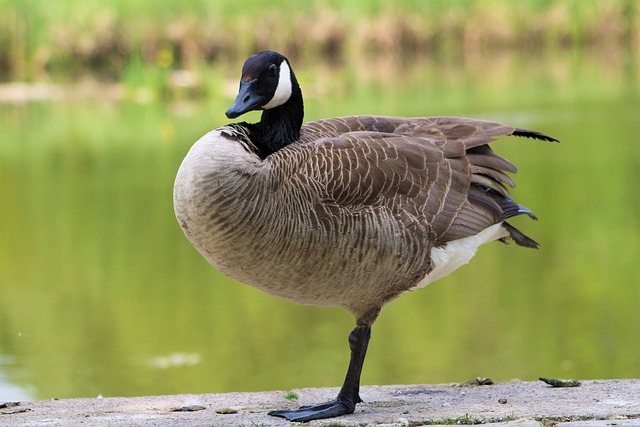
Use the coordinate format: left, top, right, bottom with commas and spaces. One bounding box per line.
173, 51, 557, 421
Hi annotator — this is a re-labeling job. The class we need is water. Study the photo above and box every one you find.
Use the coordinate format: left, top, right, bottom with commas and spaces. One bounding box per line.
1, 49, 638, 401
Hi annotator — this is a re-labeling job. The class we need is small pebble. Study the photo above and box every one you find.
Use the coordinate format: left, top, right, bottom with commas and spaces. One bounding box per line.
215, 407, 238, 414
498, 398, 508, 404
0, 402, 19, 409
173, 405, 207, 412
539, 377, 581, 388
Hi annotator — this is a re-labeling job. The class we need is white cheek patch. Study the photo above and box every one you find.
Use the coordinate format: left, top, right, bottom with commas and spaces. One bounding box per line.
263, 60, 293, 110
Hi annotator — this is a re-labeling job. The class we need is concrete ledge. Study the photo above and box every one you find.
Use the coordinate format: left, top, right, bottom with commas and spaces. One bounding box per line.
1, 379, 639, 426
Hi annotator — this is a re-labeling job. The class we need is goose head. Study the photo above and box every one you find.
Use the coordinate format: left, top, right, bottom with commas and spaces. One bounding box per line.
224, 51, 304, 158
226, 51, 296, 119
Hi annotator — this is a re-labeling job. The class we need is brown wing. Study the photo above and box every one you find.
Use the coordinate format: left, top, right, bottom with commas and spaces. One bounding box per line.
292, 116, 553, 247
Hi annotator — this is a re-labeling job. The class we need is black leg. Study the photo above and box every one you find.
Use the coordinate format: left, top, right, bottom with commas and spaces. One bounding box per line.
268, 326, 371, 422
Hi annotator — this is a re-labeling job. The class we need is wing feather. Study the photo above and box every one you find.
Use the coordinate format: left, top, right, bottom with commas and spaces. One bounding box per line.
280, 115, 543, 247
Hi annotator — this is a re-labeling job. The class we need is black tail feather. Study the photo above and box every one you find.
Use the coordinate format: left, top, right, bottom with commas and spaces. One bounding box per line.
501, 221, 540, 249
473, 183, 537, 221
471, 183, 539, 249
512, 128, 559, 143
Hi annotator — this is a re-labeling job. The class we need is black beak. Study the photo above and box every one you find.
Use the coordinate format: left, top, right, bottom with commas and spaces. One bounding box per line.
225, 80, 264, 119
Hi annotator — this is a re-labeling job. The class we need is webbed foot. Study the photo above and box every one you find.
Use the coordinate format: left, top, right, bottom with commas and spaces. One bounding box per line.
268, 398, 356, 422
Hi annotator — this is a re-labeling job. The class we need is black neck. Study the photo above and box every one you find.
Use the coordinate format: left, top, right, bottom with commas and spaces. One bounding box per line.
246, 82, 304, 159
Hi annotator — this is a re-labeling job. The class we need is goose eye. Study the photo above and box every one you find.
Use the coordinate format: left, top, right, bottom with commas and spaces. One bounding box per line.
269, 64, 278, 75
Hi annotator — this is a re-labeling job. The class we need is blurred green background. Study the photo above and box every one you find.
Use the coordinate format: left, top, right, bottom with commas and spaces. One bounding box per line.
1, 0, 639, 401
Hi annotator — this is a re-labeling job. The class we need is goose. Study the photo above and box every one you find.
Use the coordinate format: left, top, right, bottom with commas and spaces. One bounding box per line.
173, 50, 557, 422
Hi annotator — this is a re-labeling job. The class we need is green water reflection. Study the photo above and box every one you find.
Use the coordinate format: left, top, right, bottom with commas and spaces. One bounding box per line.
1, 50, 638, 400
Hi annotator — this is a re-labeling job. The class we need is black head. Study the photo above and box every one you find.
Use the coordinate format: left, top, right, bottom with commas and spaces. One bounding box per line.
226, 51, 294, 119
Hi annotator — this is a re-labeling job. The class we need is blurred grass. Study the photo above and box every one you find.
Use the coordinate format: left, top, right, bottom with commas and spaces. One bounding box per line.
0, 0, 638, 84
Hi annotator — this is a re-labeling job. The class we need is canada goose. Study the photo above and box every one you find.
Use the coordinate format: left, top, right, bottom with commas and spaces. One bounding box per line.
173, 51, 557, 422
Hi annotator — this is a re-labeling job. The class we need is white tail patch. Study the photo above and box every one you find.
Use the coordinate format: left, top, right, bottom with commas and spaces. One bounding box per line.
412, 223, 509, 290
263, 60, 292, 110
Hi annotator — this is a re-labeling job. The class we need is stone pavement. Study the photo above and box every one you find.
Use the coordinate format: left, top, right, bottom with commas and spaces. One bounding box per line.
1, 379, 638, 426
